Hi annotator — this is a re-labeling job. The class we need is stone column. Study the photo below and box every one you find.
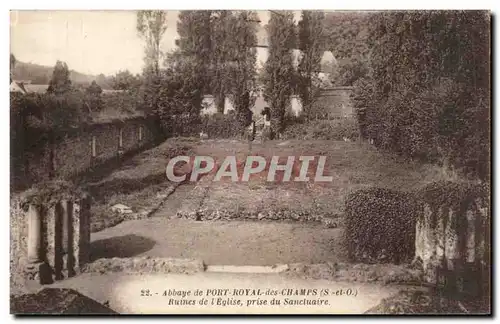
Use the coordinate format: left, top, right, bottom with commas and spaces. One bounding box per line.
25, 204, 49, 283
26, 204, 42, 264
14, 181, 92, 284
61, 200, 70, 254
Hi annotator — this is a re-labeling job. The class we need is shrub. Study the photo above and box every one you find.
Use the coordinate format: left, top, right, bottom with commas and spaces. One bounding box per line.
10, 91, 93, 132
101, 91, 139, 114
154, 53, 204, 137
10, 91, 92, 171
200, 113, 245, 139
343, 187, 422, 264
282, 118, 359, 141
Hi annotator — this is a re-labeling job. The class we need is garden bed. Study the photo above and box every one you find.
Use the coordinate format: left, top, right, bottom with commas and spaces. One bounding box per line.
85, 137, 196, 232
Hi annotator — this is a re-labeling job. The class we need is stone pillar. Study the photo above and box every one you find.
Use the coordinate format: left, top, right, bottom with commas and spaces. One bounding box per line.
25, 204, 50, 283
72, 195, 91, 271
26, 204, 42, 264
415, 182, 490, 298
118, 128, 124, 157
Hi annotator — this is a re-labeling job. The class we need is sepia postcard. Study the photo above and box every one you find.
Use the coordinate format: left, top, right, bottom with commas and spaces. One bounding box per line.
9, 9, 491, 315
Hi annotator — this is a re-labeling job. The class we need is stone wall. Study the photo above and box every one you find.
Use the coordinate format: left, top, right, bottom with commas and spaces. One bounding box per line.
12, 117, 158, 191
310, 87, 354, 119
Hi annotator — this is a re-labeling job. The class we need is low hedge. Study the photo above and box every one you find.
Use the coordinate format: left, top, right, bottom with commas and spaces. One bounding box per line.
201, 113, 240, 138
282, 118, 359, 141
343, 187, 422, 264
201, 112, 252, 139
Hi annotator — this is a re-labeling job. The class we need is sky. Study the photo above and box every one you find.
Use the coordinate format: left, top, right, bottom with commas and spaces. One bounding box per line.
10, 10, 302, 76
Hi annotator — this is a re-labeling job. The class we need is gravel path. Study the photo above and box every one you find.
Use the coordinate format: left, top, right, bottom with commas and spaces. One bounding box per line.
90, 216, 346, 266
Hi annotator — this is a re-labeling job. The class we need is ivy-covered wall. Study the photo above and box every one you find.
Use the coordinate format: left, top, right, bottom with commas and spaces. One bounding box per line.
12, 117, 157, 191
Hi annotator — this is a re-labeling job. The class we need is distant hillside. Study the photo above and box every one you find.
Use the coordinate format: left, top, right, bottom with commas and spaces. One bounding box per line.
12, 61, 113, 89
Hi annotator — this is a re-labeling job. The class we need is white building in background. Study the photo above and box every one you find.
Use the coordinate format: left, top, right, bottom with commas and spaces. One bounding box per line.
10, 81, 28, 94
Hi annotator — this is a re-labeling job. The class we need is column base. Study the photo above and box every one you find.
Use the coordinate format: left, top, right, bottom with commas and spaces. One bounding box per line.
25, 262, 53, 285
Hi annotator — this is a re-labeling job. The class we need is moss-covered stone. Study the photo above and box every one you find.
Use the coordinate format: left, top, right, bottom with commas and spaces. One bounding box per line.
415, 181, 490, 298
20, 180, 88, 211
10, 288, 117, 314
365, 289, 491, 314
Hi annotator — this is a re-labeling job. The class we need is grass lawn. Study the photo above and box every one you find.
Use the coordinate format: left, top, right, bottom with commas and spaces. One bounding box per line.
84, 136, 456, 231
86, 137, 198, 232
175, 138, 456, 221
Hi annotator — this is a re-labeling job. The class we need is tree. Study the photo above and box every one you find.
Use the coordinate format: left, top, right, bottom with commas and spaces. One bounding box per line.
297, 10, 325, 119
10, 53, 16, 83
137, 10, 167, 76
156, 10, 259, 135
262, 11, 296, 139
331, 56, 369, 86
323, 12, 371, 86
149, 11, 213, 136
47, 60, 72, 94
95, 73, 113, 89
86, 80, 102, 96
86, 80, 103, 111
176, 10, 212, 94
205, 11, 259, 120
222, 11, 259, 130
323, 12, 371, 60
111, 70, 142, 91
156, 50, 205, 136
136, 10, 168, 115
209, 10, 232, 113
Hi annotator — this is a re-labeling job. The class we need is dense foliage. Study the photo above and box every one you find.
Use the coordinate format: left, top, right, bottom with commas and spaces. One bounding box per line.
297, 11, 326, 119
20, 180, 87, 210
209, 10, 232, 113
47, 61, 72, 94
353, 11, 490, 180
10, 53, 16, 83
200, 112, 242, 139
101, 92, 142, 115
151, 11, 259, 137
344, 187, 421, 264
11, 92, 90, 131
85, 81, 104, 111
282, 118, 359, 141
110, 70, 143, 91
136, 10, 168, 117
323, 12, 371, 86
222, 11, 259, 130
153, 51, 204, 137
262, 11, 296, 139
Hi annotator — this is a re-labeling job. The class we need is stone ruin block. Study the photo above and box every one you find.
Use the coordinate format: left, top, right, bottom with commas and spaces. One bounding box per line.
42, 197, 91, 281
10, 183, 91, 284
415, 181, 490, 298
11, 288, 116, 314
